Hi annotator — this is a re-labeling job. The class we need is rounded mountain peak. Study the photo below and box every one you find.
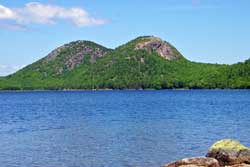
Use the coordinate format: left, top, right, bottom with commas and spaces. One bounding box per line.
134, 36, 182, 60
39, 40, 111, 75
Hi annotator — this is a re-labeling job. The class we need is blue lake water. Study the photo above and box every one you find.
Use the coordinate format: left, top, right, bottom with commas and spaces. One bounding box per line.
0, 90, 250, 167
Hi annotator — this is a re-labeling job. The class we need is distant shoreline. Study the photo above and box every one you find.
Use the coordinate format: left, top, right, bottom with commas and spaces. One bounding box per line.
1, 88, 250, 92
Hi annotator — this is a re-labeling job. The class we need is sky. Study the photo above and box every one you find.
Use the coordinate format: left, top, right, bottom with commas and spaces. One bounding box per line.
0, 0, 250, 76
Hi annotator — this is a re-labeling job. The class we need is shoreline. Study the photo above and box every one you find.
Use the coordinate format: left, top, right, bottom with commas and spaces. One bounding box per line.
0, 88, 250, 92
163, 139, 250, 167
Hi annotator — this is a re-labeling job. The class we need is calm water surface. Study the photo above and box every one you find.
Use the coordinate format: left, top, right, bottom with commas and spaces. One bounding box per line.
0, 90, 250, 167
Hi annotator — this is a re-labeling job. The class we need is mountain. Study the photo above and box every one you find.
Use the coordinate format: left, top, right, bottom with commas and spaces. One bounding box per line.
1, 36, 250, 90
1, 40, 111, 90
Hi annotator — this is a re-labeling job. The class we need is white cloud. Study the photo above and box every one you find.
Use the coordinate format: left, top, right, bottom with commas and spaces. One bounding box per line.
0, 2, 107, 30
0, 5, 16, 19
0, 64, 26, 76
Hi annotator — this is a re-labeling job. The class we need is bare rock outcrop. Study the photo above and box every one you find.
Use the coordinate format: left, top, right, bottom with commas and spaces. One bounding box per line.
162, 157, 220, 167
43, 40, 110, 74
162, 139, 250, 167
206, 139, 250, 166
135, 36, 180, 60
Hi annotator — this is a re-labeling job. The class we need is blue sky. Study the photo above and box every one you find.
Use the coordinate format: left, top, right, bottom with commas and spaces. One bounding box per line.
0, 0, 250, 76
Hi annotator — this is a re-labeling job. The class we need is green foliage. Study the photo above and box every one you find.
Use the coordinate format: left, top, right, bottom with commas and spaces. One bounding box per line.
1, 37, 250, 90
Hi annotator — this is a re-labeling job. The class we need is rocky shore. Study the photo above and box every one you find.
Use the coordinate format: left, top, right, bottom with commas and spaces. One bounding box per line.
162, 139, 250, 167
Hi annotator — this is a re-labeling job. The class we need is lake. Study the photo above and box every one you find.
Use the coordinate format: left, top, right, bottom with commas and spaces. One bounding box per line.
0, 90, 250, 167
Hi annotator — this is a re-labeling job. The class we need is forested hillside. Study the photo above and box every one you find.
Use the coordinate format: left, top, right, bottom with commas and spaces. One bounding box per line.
1, 36, 250, 90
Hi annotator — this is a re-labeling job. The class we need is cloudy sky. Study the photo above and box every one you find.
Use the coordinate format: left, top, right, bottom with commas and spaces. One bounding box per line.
0, 0, 250, 76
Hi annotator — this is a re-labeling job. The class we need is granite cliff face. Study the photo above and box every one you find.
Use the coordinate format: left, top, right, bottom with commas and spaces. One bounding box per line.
135, 36, 180, 60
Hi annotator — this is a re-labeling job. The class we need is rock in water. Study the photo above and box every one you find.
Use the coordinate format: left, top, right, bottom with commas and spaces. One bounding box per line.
162, 157, 220, 167
206, 139, 250, 166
